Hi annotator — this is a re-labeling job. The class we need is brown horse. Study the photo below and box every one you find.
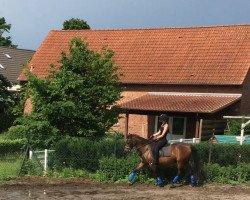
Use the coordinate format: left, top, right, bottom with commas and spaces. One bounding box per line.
124, 133, 201, 186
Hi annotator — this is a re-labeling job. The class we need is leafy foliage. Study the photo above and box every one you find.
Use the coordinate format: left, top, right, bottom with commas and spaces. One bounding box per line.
0, 138, 25, 154
204, 163, 250, 183
0, 74, 17, 132
53, 134, 124, 171
27, 38, 121, 137
195, 142, 250, 166
6, 113, 60, 149
224, 119, 250, 135
63, 18, 90, 30
0, 17, 16, 47
0, 74, 14, 110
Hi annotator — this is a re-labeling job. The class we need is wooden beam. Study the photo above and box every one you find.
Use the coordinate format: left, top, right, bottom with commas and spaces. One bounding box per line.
124, 113, 129, 139
198, 119, 203, 139
195, 114, 199, 138
223, 116, 250, 119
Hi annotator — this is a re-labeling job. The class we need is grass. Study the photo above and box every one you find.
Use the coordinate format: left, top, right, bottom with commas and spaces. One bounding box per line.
0, 154, 22, 180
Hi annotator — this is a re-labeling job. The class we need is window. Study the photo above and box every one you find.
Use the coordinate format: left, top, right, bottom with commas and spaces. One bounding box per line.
155, 115, 187, 140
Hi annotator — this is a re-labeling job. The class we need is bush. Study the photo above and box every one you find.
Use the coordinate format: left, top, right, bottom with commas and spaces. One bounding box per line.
224, 119, 250, 135
6, 114, 61, 149
204, 163, 250, 183
96, 154, 140, 182
51, 137, 250, 184
53, 134, 125, 171
194, 143, 250, 166
0, 139, 25, 155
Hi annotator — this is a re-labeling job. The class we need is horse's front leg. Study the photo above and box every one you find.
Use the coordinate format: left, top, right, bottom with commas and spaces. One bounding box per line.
129, 161, 146, 185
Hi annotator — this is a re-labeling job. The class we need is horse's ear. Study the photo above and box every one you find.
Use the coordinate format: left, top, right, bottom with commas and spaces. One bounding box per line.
125, 133, 131, 139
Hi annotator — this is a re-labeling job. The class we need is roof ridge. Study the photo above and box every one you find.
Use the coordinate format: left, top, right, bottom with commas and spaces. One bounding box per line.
148, 92, 242, 97
0, 46, 35, 52
50, 24, 250, 32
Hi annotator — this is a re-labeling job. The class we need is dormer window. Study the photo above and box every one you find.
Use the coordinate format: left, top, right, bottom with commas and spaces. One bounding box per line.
4, 53, 11, 59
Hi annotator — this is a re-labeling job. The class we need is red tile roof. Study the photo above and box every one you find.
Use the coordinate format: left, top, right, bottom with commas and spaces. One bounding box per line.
19, 25, 250, 85
119, 93, 241, 113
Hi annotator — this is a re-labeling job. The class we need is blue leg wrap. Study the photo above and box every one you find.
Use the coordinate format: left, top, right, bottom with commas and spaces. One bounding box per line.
190, 175, 196, 185
157, 177, 163, 185
172, 175, 179, 184
129, 172, 136, 182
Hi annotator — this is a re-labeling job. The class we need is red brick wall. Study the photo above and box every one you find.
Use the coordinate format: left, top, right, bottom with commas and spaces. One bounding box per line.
111, 113, 149, 138
241, 70, 250, 115
23, 98, 32, 114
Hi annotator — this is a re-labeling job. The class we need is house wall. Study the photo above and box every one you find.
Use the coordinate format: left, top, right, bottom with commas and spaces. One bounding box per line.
241, 69, 250, 115
111, 113, 149, 138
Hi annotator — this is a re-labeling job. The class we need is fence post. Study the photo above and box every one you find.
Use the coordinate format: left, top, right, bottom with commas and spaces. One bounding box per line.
29, 150, 33, 159
44, 149, 48, 173
208, 140, 213, 163
113, 133, 117, 181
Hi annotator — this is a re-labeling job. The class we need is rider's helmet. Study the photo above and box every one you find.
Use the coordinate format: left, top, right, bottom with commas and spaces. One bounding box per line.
159, 114, 168, 122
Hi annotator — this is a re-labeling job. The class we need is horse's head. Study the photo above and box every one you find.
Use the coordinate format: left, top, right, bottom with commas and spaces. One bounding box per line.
124, 133, 135, 154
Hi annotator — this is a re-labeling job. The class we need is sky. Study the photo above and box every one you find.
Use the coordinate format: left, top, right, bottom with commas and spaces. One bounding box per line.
1, 0, 250, 50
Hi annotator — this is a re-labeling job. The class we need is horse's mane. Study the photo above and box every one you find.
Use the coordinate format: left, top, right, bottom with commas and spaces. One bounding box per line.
129, 133, 149, 143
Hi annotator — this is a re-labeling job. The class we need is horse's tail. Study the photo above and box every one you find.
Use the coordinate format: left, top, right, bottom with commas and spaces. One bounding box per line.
190, 145, 202, 185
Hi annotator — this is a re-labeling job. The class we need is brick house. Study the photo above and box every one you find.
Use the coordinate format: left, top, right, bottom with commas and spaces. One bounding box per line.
18, 25, 250, 140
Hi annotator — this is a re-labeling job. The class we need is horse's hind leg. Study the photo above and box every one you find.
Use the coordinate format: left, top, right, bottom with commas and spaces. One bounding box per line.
182, 162, 191, 185
172, 161, 184, 184
129, 161, 145, 184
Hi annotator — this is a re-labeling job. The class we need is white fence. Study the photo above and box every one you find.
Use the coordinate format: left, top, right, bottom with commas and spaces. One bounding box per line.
169, 138, 200, 144
29, 149, 55, 173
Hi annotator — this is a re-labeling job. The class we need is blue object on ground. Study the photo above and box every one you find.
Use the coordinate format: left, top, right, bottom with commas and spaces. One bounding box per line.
157, 177, 163, 185
129, 172, 136, 182
172, 175, 179, 183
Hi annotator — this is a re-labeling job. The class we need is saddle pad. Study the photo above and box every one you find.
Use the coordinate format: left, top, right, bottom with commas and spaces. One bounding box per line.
159, 145, 171, 157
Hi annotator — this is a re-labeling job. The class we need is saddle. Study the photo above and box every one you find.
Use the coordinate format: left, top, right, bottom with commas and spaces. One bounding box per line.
150, 142, 172, 157
159, 144, 172, 157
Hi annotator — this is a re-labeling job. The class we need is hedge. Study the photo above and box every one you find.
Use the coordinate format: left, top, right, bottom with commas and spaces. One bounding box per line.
0, 139, 25, 156
195, 143, 250, 166
51, 137, 250, 183
96, 156, 250, 183
53, 135, 125, 171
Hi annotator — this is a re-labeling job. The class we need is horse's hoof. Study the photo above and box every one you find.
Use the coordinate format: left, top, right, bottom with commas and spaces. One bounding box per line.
128, 181, 133, 185
157, 183, 164, 187
182, 180, 189, 185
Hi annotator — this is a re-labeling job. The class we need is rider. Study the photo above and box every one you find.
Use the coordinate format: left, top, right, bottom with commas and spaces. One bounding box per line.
151, 114, 169, 166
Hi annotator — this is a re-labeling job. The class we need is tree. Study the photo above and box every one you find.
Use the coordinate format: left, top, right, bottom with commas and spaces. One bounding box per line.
62, 18, 90, 30
0, 17, 16, 47
0, 74, 14, 110
27, 37, 121, 137
0, 74, 16, 132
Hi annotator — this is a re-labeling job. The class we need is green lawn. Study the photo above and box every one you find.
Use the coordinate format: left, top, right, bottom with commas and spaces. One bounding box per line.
0, 154, 22, 180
